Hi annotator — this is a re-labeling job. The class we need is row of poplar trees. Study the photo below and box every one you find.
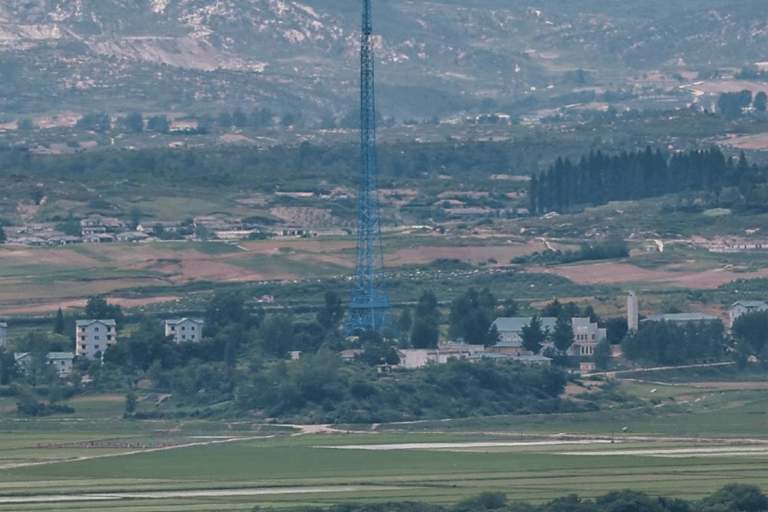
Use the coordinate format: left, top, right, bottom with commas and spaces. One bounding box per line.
529, 146, 767, 214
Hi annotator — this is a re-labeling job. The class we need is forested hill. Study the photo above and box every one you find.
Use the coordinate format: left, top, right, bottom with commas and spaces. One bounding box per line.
529, 147, 768, 215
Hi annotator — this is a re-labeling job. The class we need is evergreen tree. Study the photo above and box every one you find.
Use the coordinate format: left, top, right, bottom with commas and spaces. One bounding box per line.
411, 290, 440, 349
593, 339, 611, 370
754, 91, 767, 113
84, 296, 124, 330
316, 291, 344, 332
448, 288, 496, 345
521, 316, 547, 354
54, 308, 65, 335
552, 314, 574, 353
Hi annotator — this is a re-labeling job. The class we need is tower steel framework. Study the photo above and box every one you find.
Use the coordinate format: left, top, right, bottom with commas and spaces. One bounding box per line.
345, 0, 395, 337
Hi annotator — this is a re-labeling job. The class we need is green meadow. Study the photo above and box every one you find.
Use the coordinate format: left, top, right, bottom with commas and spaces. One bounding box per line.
1, 380, 765, 512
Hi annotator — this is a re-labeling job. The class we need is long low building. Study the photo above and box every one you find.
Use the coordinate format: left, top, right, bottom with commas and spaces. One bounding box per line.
491, 316, 606, 357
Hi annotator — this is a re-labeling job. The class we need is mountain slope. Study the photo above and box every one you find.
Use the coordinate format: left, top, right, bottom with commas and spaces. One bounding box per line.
0, 0, 765, 120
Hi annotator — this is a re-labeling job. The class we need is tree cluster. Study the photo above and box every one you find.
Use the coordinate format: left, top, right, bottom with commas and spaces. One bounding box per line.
247, 484, 766, 512
512, 239, 629, 265
530, 147, 768, 214
621, 319, 725, 366
717, 89, 767, 118
448, 288, 500, 346
236, 355, 569, 423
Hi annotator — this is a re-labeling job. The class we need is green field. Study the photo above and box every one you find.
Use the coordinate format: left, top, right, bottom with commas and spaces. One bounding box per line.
1, 380, 765, 512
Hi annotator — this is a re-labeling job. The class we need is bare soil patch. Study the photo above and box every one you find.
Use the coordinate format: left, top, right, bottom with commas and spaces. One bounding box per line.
389, 241, 547, 265
721, 132, 768, 151
0, 296, 181, 315
529, 261, 768, 289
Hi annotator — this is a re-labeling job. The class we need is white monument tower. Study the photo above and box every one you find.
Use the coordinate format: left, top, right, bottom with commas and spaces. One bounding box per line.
627, 291, 638, 331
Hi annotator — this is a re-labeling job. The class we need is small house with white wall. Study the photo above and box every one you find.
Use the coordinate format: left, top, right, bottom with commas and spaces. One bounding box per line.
164, 318, 204, 342
729, 301, 768, 326
0, 322, 7, 348
14, 351, 74, 377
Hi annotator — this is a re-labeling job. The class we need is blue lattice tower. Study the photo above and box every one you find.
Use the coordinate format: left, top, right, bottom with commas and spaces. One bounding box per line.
345, 0, 396, 337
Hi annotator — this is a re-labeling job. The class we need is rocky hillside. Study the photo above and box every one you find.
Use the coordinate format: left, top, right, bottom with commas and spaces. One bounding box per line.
0, 0, 766, 121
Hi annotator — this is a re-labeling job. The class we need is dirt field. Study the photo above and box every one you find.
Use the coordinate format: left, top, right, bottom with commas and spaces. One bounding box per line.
528, 261, 768, 288
0, 235, 764, 315
721, 132, 768, 150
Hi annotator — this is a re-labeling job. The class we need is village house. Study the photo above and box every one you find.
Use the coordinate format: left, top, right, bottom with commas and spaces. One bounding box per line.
75, 319, 117, 359
115, 231, 149, 242
491, 316, 606, 357
136, 221, 180, 235
169, 119, 199, 132
491, 317, 557, 347
80, 215, 126, 231
397, 342, 485, 368
0, 322, 6, 347
164, 318, 204, 342
729, 300, 768, 326
14, 352, 75, 377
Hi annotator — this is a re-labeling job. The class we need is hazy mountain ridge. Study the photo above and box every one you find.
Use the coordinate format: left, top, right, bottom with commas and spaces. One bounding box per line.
0, 0, 765, 120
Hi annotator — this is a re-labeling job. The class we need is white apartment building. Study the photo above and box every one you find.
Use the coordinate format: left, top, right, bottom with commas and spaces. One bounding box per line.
164, 318, 204, 342
75, 319, 117, 359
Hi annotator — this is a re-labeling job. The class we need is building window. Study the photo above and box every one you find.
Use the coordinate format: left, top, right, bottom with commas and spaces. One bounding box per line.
181, 335, 186, 339
170, 326, 175, 331
190, 335, 195, 340
95, 327, 99, 332
94, 335, 100, 340
81, 344, 86, 350
181, 326, 185, 330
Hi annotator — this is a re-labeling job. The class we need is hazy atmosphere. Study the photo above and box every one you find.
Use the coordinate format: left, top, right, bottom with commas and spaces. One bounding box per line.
0, 1, 766, 511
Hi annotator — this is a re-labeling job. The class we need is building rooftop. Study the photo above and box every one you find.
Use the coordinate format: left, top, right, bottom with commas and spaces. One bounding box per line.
730, 300, 767, 308
165, 318, 204, 326
492, 317, 557, 332
76, 319, 117, 326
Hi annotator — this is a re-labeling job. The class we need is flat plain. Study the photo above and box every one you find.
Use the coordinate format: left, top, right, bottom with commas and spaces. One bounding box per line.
1, 378, 765, 512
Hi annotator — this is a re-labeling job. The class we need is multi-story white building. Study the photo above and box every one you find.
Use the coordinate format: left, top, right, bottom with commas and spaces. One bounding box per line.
569, 317, 607, 357
75, 319, 117, 359
0, 322, 7, 348
164, 318, 204, 342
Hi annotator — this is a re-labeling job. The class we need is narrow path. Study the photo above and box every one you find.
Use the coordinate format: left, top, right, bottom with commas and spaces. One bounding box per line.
0, 485, 398, 505
0, 434, 272, 470
585, 361, 736, 379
